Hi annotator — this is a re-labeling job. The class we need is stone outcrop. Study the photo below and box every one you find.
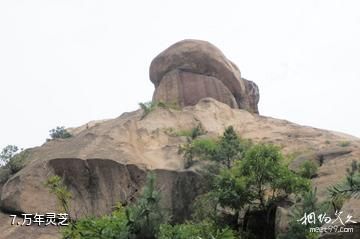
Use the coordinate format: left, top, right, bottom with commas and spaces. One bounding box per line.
1, 158, 203, 222
150, 39, 260, 113
1, 98, 359, 239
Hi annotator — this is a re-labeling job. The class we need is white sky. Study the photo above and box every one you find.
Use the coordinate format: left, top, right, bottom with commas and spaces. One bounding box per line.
0, 0, 359, 150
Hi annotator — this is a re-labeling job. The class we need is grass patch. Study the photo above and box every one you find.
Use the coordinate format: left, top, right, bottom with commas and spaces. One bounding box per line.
139, 101, 180, 119
164, 124, 206, 140
338, 141, 351, 147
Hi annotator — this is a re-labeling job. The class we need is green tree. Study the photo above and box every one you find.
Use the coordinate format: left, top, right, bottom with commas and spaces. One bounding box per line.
240, 144, 309, 209
198, 143, 310, 239
178, 126, 250, 169
214, 126, 246, 168
0, 145, 19, 165
49, 126, 72, 139
0, 145, 27, 183
126, 172, 168, 239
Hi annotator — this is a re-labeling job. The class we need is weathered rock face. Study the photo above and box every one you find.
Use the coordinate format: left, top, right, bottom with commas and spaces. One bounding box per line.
1, 158, 203, 222
150, 39, 260, 113
153, 70, 238, 108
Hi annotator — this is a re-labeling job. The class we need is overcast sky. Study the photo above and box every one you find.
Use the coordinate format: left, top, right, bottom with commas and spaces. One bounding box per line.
0, 0, 359, 150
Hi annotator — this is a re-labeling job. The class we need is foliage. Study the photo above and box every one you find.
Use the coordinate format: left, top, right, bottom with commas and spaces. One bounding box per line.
0, 145, 28, 183
8, 150, 28, 174
139, 101, 179, 119
213, 126, 249, 168
158, 220, 237, 239
328, 160, 360, 199
239, 144, 310, 210
191, 192, 219, 223
178, 126, 250, 169
58, 172, 167, 239
338, 141, 351, 147
62, 204, 129, 239
186, 133, 310, 238
126, 172, 168, 238
298, 160, 319, 179
178, 138, 218, 168
49, 126, 72, 140
0, 145, 19, 165
213, 168, 252, 212
45, 175, 72, 216
280, 188, 330, 239
175, 124, 206, 139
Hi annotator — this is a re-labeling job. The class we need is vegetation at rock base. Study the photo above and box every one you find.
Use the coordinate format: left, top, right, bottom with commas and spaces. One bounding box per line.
0, 145, 28, 183
48, 126, 72, 140
139, 101, 180, 119
179, 126, 312, 239
47, 173, 169, 239
158, 221, 236, 239
43, 126, 348, 239
45, 175, 72, 216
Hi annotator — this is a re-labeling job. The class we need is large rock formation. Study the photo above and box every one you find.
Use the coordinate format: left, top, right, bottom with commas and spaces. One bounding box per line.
1, 99, 359, 238
150, 40, 260, 113
0, 41, 359, 238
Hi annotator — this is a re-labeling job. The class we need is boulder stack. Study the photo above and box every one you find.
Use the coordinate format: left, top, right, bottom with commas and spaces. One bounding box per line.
150, 39, 260, 113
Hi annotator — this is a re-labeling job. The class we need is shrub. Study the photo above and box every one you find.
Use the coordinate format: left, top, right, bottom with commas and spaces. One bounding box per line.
49, 126, 72, 140
175, 124, 206, 139
0, 145, 28, 183
178, 138, 218, 168
7, 150, 28, 174
338, 141, 351, 147
299, 160, 319, 179
139, 101, 179, 119
191, 192, 218, 223
62, 204, 129, 239
158, 221, 237, 239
